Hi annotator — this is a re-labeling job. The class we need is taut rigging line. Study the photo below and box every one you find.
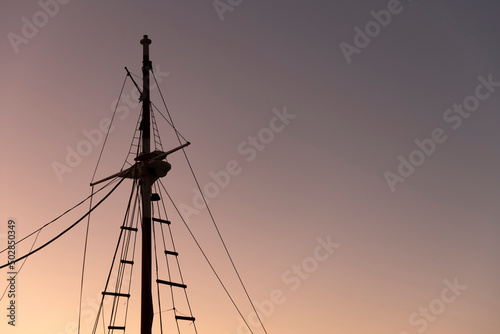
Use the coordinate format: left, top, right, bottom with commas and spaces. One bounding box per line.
0, 177, 125, 270
0, 178, 120, 256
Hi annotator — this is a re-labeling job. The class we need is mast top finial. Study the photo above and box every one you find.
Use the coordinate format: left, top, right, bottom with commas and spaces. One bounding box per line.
141, 35, 151, 45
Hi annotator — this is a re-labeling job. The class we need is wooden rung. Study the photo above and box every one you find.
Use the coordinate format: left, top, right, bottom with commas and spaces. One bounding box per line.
165, 250, 179, 256
102, 292, 130, 298
152, 218, 171, 225
176, 316, 195, 322
156, 279, 186, 289
121, 226, 138, 232
108, 326, 125, 330
121, 260, 134, 265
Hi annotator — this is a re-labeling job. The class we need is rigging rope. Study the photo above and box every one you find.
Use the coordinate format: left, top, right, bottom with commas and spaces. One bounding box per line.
154, 182, 199, 334
91, 179, 139, 334
0, 177, 125, 270
151, 200, 167, 334
152, 185, 172, 334
0, 230, 41, 302
152, 70, 269, 334
124, 69, 188, 143
2, 74, 128, 315
121, 108, 143, 171
77, 185, 94, 334
0, 178, 118, 255
4, 65, 272, 333
158, 180, 255, 334
90, 73, 129, 183
79, 72, 130, 334
151, 101, 189, 143
125, 67, 142, 97
122, 181, 141, 331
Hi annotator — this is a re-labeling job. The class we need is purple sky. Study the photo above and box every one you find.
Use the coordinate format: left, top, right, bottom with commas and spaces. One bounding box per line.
1, 1, 499, 333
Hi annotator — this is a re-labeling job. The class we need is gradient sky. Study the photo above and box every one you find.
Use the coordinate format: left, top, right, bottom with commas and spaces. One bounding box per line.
1, 1, 499, 333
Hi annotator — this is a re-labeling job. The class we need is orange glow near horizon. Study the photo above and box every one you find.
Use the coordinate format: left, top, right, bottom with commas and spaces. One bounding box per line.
1, 1, 500, 334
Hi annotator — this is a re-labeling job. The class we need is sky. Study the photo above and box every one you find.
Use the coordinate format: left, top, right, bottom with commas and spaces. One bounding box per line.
0, 0, 499, 333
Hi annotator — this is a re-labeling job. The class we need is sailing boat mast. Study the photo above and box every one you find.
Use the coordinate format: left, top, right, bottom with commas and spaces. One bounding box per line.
140, 34, 154, 334
88, 35, 192, 333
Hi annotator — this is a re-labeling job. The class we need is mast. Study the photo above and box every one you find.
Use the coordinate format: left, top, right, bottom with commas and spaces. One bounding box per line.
140, 34, 153, 334
89, 35, 190, 333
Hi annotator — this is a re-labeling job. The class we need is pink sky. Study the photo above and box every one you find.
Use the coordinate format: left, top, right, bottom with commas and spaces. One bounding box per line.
1, 1, 499, 334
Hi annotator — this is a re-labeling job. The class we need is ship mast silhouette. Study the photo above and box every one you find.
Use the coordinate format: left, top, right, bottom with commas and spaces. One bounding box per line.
139, 34, 156, 334
1, 35, 269, 334
90, 35, 188, 334
138, 34, 157, 334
